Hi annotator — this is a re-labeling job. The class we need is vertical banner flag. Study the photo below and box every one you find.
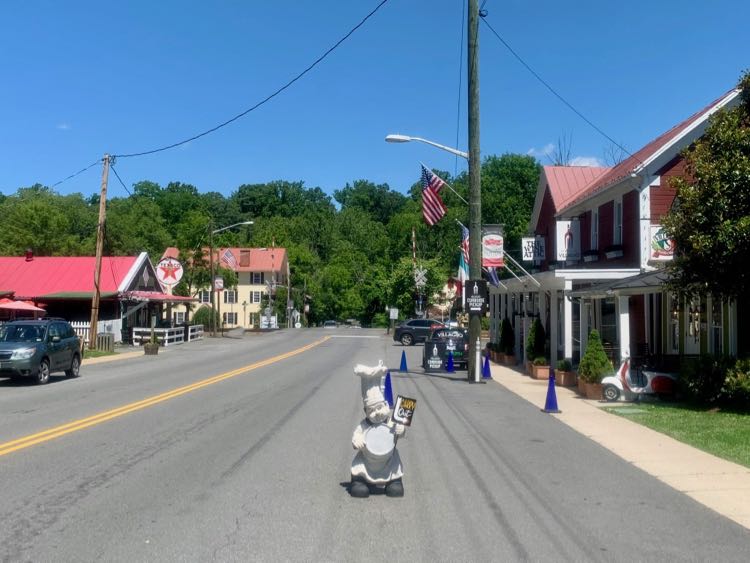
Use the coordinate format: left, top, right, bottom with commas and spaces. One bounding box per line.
486, 267, 501, 287
420, 165, 447, 226
457, 253, 469, 308
460, 223, 470, 264
482, 225, 504, 268
556, 220, 581, 261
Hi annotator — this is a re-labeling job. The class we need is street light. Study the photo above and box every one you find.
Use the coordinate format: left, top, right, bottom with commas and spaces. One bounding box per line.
385, 134, 469, 160
210, 220, 253, 337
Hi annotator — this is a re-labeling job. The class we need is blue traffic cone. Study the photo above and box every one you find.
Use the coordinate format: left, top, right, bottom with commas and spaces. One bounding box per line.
542, 366, 561, 413
482, 349, 491, 379
399, 350, 408, 373
384, 370, 394, 408
446, 351, 455, 373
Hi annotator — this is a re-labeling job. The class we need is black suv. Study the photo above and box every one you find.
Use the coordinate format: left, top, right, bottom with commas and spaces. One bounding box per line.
393, 318, 445, 346
0, 318, 82, 384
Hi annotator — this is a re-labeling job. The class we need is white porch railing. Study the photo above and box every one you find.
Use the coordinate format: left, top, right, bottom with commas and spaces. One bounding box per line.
132, 325, 204, 347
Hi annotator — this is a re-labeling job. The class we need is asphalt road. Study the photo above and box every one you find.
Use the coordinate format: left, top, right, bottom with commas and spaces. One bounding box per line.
1, 329, 748, 562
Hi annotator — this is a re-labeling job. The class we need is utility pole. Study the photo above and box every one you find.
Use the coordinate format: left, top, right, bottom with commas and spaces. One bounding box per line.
209, 223, 216, 337
89, 154, 110, 350
467, 0, 482, 382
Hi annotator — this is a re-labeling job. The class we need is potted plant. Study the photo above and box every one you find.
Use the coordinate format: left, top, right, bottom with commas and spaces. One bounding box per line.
555, 358, 576, 387
532, 356, 550, 379
144, 328, 159, 355
499, 317, 515, 365
577, 329, 612, 399
525, 318, 546, 375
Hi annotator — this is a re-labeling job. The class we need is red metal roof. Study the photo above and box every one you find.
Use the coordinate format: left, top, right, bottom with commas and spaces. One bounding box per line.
0, 256, 137, 300
543, 165, 610, 210
202, 247, 287, 272
560, 87, 741, 213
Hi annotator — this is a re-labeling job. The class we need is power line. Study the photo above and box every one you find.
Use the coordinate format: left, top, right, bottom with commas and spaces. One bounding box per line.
109, 163, 133, 197
114, 0, 392, 159
51, 159, 101, 189
480, 15, 642, 166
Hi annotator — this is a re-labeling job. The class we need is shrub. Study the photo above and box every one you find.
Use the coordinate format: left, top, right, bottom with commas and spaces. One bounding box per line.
556, 358, 572, 372
578, 330, 612, 383
193, 305, 220, 330
679, 354, 733, 405
525, 318, 546, 362
533, 356, 547, 366
723, 359, 750, 409
499, 317, 515, 355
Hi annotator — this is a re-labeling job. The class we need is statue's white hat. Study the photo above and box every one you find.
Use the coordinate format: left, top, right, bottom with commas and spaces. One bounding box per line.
354, 361, 388, 407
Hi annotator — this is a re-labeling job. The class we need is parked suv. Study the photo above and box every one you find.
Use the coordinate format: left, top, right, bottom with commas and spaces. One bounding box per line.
0, 318, 82, 384
393, 318, 445, 346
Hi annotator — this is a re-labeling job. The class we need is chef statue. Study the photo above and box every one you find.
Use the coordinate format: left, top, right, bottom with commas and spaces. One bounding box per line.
350, 361, 406, 498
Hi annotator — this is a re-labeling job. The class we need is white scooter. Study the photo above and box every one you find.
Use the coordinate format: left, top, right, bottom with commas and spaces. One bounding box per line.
602, 357, 678, 402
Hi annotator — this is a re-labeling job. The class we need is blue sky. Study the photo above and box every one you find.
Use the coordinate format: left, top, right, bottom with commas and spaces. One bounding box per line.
1, 0, 748, 200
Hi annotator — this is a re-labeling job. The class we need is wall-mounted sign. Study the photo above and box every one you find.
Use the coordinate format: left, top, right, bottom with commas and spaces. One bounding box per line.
482, 225, 504, 268
156, 257, 184, 287
521, 237, 546, 261
556, 220, 581, 261
649, 225, 674, 261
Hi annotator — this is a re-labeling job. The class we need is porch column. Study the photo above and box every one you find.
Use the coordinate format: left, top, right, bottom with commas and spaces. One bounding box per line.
580, 299, 589, 361
564, 279, 573, 360
540, 290, 549, 332
618, 295, 631, 362
550, 289, 559, 365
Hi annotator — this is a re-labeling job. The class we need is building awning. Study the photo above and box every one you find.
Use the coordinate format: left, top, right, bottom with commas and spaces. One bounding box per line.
121, 291, 197, 303
569, 269, 670, 299
37, 291, 119, 300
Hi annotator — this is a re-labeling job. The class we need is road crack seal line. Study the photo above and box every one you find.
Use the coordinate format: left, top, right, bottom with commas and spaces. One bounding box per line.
0, 337, 330, 458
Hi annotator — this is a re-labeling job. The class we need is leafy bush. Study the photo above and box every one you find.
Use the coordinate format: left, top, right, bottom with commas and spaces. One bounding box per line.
532, 356, 547, 366
679, 354, 733, 405
556, 358, 572, 372
499, 317, 515, 355
722, 358, 750, 409
525, 318, 546, 361
193, 305, 220, 330
578, 330, 612, 383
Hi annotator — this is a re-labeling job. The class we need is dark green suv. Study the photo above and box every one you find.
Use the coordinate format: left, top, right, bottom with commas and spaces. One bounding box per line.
0, 318, 82, 384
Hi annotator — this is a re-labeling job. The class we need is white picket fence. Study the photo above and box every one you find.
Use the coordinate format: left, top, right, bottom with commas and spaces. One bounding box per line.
71, 319, 122, 344
70, 321, 204, 347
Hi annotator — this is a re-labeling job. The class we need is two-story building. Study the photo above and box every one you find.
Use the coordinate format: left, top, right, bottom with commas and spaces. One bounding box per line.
490, 85, 744, 369
165, 246, 289, 329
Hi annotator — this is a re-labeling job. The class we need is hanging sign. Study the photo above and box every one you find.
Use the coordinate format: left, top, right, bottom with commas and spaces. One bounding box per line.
392, 395, 417, 426
556, 220, 581, 261
213, 276, 224, 291
482, 225, 504, 268
464, 279, 487, 315
521, 237, 546, 261
649, 225, 674, 261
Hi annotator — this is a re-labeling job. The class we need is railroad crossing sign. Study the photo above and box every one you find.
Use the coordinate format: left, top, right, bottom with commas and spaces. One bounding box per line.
414, 267, 427, 288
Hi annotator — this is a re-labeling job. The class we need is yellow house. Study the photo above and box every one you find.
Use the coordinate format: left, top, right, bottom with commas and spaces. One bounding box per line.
162, 246, 289, 329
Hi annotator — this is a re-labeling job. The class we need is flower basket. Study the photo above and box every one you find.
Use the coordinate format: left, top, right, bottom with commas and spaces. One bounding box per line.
144, 341, 159, 355
555, 370, 577, 387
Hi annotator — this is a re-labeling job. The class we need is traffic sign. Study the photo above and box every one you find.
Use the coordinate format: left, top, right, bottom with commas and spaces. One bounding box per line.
414, 267, 427, 288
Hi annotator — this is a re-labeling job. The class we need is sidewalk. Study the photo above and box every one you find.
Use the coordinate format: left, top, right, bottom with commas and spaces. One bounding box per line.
489, 362, 750, 531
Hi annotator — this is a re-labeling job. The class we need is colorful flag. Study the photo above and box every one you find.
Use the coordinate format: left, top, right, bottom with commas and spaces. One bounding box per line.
457, 253, 469, 307
420, 165, 447, 225
486, 267, 501, 287
222, 248, 239, 270
460, 224, 470, 264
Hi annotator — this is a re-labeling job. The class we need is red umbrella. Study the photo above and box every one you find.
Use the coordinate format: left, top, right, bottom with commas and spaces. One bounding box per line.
0, 300, 47, 313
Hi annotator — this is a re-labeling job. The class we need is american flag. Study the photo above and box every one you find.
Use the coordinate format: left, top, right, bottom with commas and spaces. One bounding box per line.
222, 248, 239, 270
420, 165, 447, 226
460, 224, 470, 264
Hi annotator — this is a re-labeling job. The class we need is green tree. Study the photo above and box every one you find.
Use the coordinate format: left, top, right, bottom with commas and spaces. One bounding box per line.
663, 71, 750, 300
334, 179, 407, 224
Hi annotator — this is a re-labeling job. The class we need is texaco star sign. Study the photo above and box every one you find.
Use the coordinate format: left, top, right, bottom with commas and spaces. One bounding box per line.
156, 257, 184, 287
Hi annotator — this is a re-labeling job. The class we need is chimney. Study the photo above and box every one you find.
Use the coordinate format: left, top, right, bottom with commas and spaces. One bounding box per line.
25, 248, 33, 261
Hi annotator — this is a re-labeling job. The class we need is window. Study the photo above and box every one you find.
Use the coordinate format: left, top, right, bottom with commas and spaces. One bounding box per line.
224, 290, 237, 304
252, 272, 264, 284
223, 312, 238, 325
613, 198, 623, 245
198, 290, 211, 303
711, 299, 723, 354
173, 311, 185, 325
590, 208, 599, 250
252, 291, 262, 303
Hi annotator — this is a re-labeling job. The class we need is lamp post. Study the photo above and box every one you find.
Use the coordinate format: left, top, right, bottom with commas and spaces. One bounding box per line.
209, 221, 253, 337
384, 0, 482, 382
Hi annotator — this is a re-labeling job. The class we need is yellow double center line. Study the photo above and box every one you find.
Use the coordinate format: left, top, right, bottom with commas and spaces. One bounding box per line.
0, 336, 330, 458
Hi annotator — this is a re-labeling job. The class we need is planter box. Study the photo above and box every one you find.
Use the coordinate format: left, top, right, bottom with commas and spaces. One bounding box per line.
584, 382, 603, 400
501, 354, 516, 366
577, 377, 587, 396
143, 342, 159, 355
532, 364, 550, 380
555, 370, 577, 387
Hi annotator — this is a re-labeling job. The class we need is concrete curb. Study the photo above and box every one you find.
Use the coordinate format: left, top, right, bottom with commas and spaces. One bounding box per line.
489, 362, 750, 530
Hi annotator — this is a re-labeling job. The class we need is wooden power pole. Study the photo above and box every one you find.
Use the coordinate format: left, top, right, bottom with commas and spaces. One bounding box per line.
467, 0, 482, 381
89, 154, 110, 350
